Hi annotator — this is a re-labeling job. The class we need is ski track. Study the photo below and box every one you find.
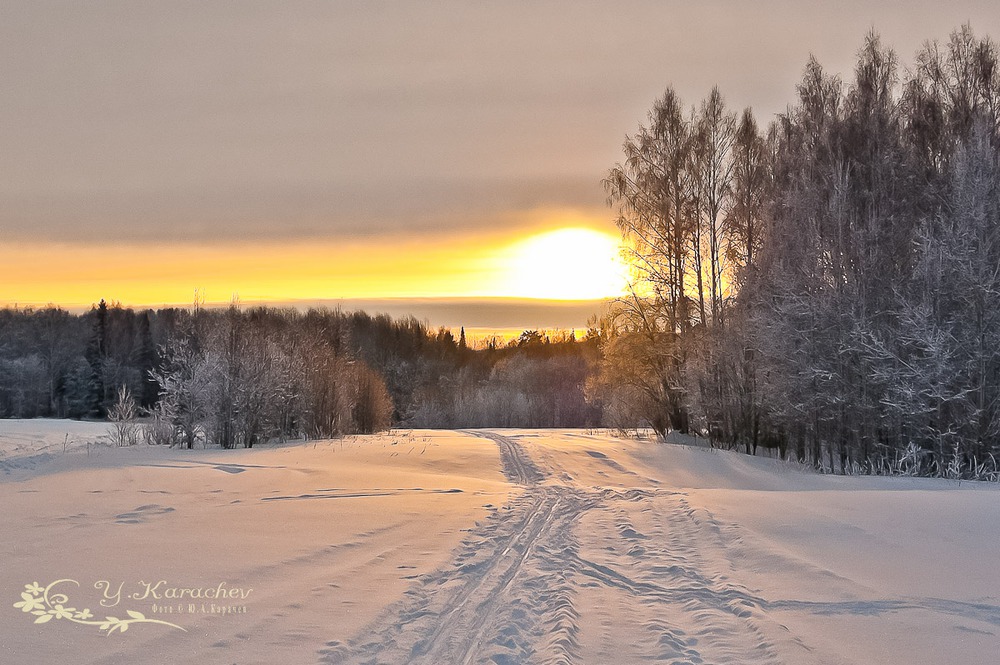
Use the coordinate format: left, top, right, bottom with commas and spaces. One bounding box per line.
320, 431, 806, 665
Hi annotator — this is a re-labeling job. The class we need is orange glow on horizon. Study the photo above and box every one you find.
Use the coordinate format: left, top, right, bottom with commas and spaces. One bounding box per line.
0, 216, 628, 309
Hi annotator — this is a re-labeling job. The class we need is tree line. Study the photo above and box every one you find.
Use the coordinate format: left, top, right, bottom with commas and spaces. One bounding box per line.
0, 302, 600, 444
597, 25, 1000, 477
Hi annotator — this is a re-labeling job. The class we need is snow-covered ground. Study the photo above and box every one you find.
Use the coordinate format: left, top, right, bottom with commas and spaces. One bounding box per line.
0, 418, 112, 476
1, 421, 998, 664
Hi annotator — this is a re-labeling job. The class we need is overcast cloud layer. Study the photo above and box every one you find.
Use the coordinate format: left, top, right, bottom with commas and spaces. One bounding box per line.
2, 1, 999, 243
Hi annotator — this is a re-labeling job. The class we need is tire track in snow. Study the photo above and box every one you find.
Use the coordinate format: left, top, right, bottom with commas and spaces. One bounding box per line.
321, 431, 585, 664
466, 429, 546, 486
320, 431, 810, 665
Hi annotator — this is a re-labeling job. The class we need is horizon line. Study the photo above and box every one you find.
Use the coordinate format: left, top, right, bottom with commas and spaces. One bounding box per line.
0, 296, 614, 331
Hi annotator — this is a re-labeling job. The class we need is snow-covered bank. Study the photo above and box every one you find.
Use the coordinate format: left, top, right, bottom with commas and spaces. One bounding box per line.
0, 419, 112, 476
0, 423, 509, 664
1, 422, 998, 664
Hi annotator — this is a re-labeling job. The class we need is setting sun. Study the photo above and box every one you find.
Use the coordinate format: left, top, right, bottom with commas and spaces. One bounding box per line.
496, 228, 628, 300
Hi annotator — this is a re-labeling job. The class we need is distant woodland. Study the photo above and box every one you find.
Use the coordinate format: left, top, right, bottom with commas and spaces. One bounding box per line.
2, 27, 999, 479
0, 302, 600, 446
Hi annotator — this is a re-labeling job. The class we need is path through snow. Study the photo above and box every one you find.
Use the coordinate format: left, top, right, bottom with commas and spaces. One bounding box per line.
327, 431, 809, 664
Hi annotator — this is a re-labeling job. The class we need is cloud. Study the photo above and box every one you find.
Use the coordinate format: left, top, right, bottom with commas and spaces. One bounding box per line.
0, 175, 605, 242
1, 1, 997, 244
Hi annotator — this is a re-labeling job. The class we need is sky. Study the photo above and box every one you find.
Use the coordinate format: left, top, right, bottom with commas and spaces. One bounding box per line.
2, 1, 998, 326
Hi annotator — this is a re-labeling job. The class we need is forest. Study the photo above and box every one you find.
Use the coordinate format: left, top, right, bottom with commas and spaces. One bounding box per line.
597, 25, 1000, 477
1, 26, 998, 479
0, 301, 601, 446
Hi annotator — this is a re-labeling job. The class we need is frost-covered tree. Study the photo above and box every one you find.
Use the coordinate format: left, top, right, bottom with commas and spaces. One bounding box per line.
108, 385, 139, 447
150, 333, 211, 449
693, 87, 736, 327
606, 25, 1000, 476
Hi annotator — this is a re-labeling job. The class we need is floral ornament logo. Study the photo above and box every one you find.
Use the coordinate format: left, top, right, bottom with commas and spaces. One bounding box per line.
13, 580, 185, 635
